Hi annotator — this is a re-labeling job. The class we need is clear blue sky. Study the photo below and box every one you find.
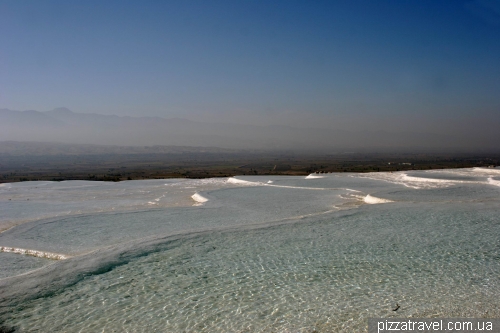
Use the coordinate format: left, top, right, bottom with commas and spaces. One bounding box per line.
1, 0, 499, 129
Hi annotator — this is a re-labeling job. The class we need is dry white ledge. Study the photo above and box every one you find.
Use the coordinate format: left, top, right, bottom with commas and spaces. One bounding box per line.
363, 195, 394, 204
191, 192, 209, 206
0, 246, 69, 260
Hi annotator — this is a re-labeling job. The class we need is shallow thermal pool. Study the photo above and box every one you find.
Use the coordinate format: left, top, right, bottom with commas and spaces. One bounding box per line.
1, 168, 499, 332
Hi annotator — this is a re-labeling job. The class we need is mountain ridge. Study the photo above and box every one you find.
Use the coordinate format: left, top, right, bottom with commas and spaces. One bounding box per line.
1, 108, 498, 152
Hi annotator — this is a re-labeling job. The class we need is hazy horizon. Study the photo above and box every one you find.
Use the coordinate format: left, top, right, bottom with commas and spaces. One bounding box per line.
1, 1, 499, 151
1, 107, 499, 153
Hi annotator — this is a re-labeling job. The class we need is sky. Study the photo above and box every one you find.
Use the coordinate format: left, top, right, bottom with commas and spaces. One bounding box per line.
1, 0, 500, 132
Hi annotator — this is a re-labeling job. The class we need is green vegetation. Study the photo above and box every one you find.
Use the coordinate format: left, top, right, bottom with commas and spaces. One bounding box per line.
1, 151, 498, 183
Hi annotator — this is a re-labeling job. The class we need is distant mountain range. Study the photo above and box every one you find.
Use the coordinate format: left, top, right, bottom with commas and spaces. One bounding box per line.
0, 108, 497, 152
0, 141, 239, 156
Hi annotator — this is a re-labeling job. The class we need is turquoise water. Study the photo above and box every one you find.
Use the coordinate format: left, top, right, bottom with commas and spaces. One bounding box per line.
0, 253, 52, 279
1, 168, 499, 332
